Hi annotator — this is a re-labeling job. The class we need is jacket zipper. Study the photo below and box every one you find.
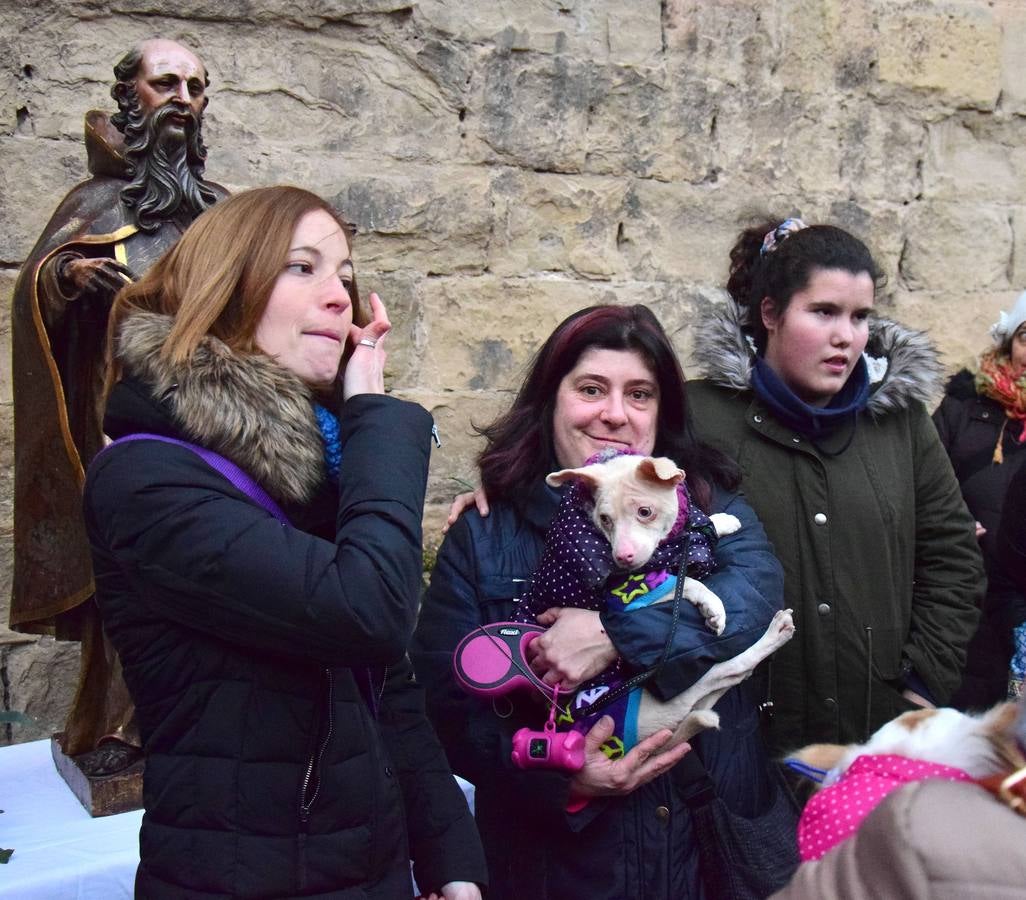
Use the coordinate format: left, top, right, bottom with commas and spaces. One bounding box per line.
298, 664, 386, 831
863, 625, 873, 742
299, 668, 335, 826
377, 666, 388, 710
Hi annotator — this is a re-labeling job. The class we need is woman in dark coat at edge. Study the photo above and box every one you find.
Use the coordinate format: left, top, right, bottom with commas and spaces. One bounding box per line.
996, 455, 1026, 698
933, 290, 1026, 707
412, 304, 788, 900
83, 186, 486, 899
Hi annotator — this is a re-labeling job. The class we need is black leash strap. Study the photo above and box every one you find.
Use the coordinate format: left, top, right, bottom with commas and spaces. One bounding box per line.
673, 744, 717, 808
574, 552, 688, 719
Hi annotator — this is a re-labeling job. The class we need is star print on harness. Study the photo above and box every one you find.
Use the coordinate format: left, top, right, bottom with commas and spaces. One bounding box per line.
452, 448, 796, 771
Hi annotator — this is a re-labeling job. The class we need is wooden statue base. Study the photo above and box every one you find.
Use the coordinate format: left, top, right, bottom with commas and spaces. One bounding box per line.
51, 733, 144, 817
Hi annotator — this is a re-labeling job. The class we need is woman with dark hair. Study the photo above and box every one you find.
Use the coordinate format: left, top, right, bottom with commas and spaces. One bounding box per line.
933, 291, 1026, 708
687, 217, 984, 753
412, 304, 789, 899
477, 304, 739, 514
84, 186, 485, 899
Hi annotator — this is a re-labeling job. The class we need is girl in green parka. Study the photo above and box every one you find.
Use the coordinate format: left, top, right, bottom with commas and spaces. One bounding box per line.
686, 218, 985, 754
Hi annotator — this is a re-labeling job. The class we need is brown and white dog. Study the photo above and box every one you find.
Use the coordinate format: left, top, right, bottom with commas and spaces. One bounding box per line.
787, 702, 1026, 861
791, 702, 1025, 785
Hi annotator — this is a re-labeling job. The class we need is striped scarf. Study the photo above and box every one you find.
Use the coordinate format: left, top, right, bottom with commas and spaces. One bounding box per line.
975, 350, 1026, 463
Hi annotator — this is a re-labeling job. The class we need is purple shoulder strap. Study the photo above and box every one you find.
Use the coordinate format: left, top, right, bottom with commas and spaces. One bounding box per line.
102, 433, 290, 525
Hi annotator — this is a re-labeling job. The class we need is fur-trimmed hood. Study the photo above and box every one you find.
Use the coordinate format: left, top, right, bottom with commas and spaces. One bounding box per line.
689, 294, 944, 415
942, 367, 978, 401
115, 311, 325, 504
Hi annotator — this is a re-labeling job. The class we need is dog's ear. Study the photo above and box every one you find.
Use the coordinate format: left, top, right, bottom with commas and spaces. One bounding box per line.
983, 701, 1021, 745
636, 457, 685, 486
983, 700, 1018, 731
984, 701, 1026, 769
546, 466, 602, 489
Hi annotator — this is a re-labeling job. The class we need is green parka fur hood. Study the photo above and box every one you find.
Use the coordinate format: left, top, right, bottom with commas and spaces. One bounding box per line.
686, 298, 983, 751
689, 295, 945, 414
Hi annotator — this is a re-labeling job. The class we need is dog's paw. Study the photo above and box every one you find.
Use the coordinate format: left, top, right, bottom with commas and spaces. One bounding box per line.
708, 513, 742, 537
694, 593, 726, 635
672, 709, 721, 744
767, 607, 796, 644
682, 577, 727, 635
769, 609, 796, 640
704, 609, 726, 636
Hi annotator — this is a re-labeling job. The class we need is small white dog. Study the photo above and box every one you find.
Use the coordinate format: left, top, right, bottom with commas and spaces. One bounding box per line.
520, 452, 795, 747
546, 453, 742, 635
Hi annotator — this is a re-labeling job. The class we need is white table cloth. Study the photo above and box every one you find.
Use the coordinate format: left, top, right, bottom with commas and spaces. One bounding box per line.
0, 739, 142, 898
0, 738, 475, 898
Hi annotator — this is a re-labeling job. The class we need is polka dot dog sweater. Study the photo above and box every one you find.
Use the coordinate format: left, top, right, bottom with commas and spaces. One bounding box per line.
798, 753, 973, 861
511, 453, 720, 752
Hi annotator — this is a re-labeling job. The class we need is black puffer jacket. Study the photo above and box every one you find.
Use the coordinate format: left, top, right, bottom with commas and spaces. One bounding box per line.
412, 478, 786, 900
934, 369, 1026, 708
83, 312, 486, 899
933, 369, 1026, 565
999, 462, 1026, 599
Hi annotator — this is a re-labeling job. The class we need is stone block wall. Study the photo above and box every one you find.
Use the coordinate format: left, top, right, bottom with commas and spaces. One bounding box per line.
2, 0, 1025, 743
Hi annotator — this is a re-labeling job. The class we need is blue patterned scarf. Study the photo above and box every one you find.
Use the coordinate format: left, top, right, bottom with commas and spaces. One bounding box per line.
314, 403, 342, 482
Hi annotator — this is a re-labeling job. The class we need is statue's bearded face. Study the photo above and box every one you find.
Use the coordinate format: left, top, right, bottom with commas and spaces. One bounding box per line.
134, 43, 207, 121
114, 42, 218, 234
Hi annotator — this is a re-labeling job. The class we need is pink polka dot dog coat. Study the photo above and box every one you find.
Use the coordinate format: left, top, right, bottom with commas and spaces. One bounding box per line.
798, 753, 974, 861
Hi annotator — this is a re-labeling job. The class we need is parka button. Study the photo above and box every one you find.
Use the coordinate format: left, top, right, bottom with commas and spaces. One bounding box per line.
753, 415, 763, 424
814, 513, 827, 525
384, 766, 393, 777
792, 436, 801, 443
817, 603, 831, 616
655, 805, 670, 823
824, 698, 837, 711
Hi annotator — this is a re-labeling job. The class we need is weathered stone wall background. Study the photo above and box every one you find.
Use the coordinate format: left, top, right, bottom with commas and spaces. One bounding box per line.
2, 0, 1025, 743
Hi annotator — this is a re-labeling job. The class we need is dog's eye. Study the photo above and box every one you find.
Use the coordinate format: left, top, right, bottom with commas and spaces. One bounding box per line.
637, 506, 654, 520
598, 513, 612, 530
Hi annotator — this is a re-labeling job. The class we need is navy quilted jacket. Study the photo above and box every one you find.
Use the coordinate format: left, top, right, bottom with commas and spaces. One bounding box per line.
411, 478, 784, 900
85, 381, 486, 899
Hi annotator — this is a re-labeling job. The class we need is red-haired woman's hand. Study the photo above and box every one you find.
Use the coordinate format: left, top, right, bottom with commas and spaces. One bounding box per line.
344, 291, 390, 399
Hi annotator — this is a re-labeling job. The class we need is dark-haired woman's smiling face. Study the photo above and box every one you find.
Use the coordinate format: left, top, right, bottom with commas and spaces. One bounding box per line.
552, 347, 659, 468
761, 267, 874, 407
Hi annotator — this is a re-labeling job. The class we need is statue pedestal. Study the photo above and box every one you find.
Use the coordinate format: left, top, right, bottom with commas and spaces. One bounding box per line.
50, 733, 144, 817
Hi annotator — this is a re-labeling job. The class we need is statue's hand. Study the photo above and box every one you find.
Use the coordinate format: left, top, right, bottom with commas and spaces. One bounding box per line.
57, 255, 134, 299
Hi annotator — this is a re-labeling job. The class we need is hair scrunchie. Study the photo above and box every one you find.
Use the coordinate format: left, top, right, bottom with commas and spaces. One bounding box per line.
760, 217, 808, 256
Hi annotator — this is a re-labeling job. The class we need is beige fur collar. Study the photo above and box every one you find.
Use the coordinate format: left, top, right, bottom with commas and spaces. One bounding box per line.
115, 311, 325, 505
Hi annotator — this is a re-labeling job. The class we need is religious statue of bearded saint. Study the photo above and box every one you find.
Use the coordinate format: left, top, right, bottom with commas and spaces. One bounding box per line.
10, 39, 228, 775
